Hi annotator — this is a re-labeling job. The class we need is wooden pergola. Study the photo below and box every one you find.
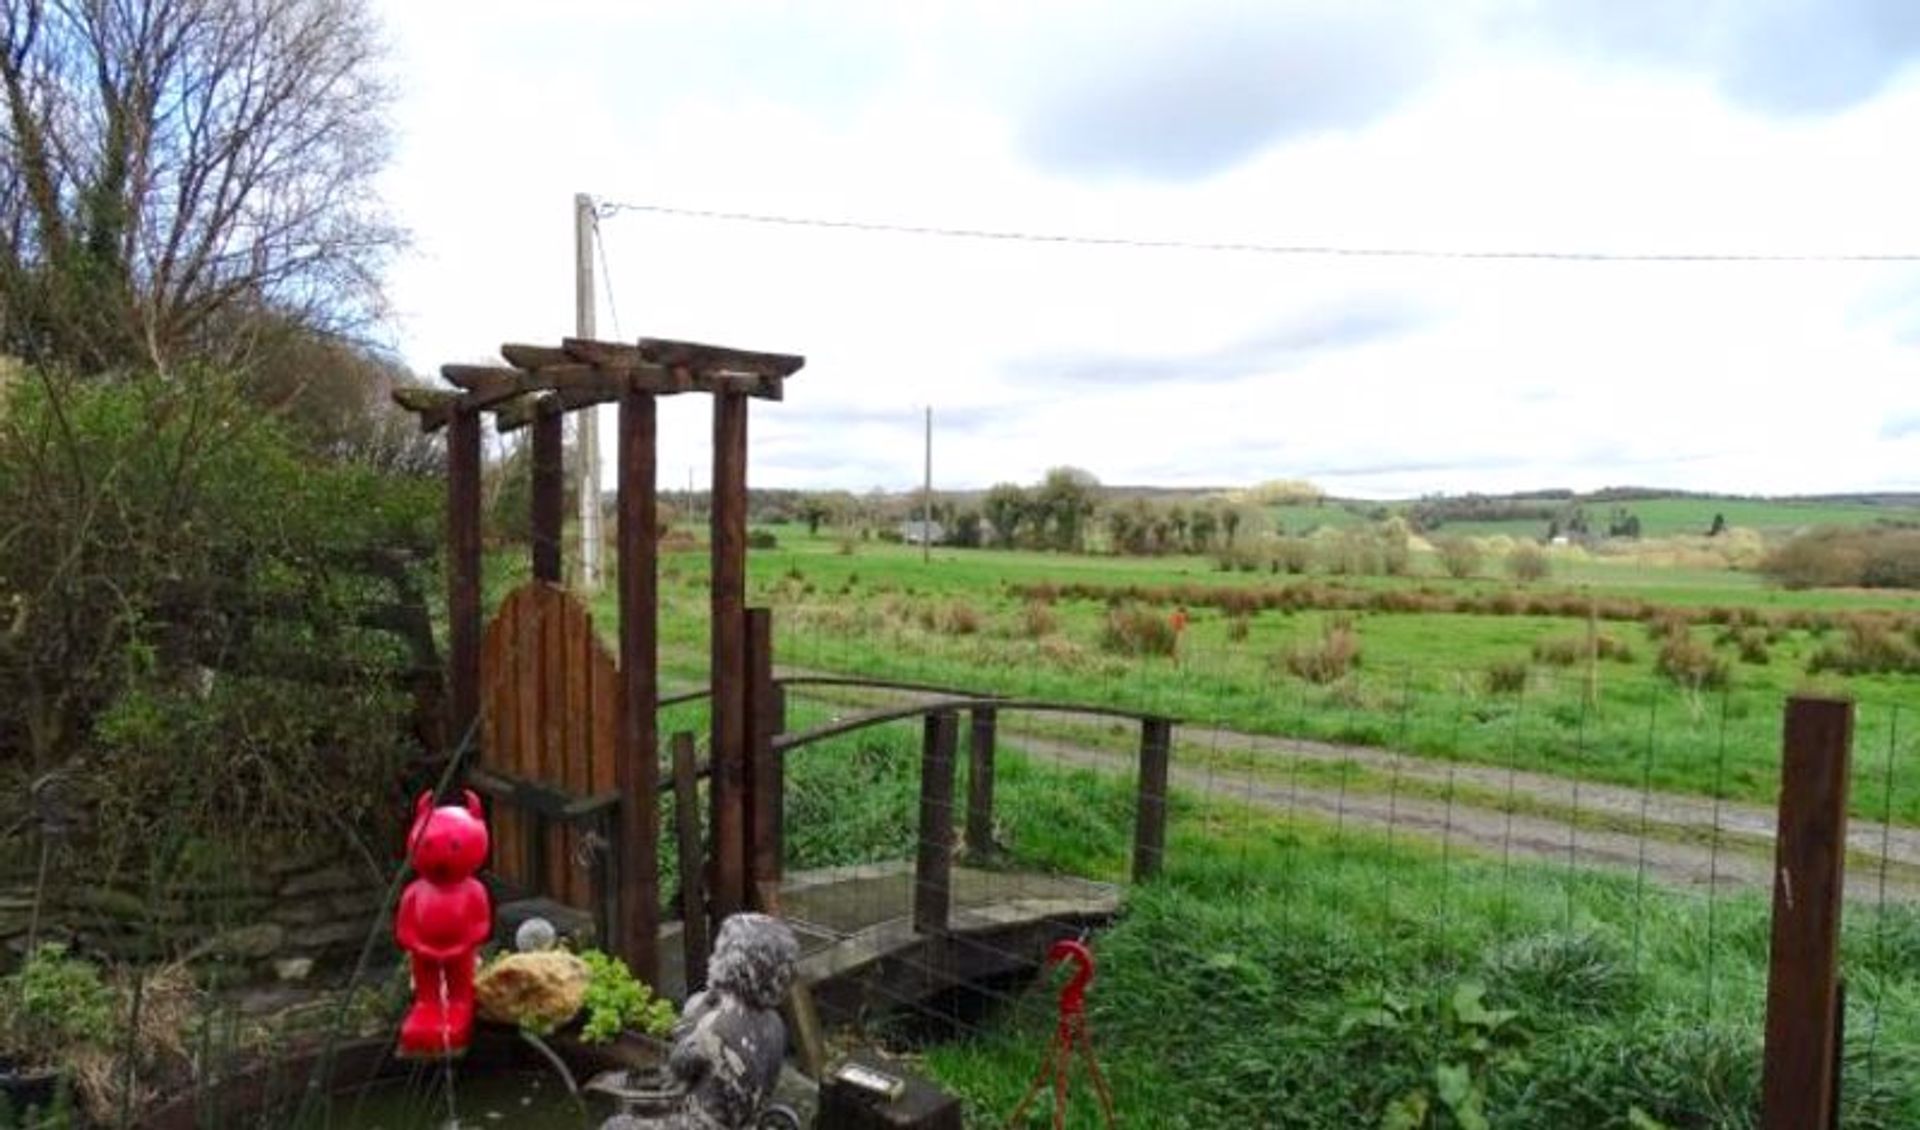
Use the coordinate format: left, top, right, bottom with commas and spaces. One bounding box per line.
394, 336, 804, 987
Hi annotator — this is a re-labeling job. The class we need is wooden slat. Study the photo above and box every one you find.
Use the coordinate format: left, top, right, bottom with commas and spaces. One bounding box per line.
1133, 717, 1173, 882
709, 393, 750, 931
617, 386, 661, 984
539, 589, 570, 905
530, 413, 564, 582
441, 364, 529, 398
447, 411, 482, 751
484, 591, 522, 888
965, 707, 997, 858
746, 608, 780, 889
636, 337, 806, 379
577, 599, 608, 912
672, 733, 709, 994
391, 386, 458, 431
914, 711, 958, 935
589, 616, 620, 917
1761, 696, 1854, 1130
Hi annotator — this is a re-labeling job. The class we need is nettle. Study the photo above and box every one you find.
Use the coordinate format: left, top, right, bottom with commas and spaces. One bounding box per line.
1341, 980, 1526, 1130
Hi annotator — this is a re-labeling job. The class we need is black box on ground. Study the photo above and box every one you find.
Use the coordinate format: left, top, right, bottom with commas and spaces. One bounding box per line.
817, 1053, 962, 1129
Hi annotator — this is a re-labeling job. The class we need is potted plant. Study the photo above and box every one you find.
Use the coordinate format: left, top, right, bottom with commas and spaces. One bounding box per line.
0, 944, 114, 1120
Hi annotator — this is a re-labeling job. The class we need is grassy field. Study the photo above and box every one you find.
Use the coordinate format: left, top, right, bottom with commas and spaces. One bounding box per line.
743, 703, 1920, 1129
1370, 494, 1920, 540
495, 525, 1920, 1126
547, 528, 1920, 826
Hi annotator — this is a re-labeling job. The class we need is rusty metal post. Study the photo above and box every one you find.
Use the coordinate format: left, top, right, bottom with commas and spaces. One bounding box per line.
530, 406, 564, 583
446, 408, 482, 751
914, 711, 958, 935
965, 707, 998, 858
615, 384, 661, 985
709, 393, 750, 931
1133, 717, 1173, 883
1761, 695, 1854, 1130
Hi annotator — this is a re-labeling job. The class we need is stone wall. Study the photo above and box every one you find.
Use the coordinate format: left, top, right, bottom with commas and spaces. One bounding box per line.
0, 850, 394, 976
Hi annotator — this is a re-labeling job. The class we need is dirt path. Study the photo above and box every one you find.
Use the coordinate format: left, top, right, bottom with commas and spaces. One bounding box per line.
760, 675, 1920, 905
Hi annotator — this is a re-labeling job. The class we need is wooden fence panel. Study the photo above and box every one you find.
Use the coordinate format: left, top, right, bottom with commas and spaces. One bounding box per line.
478, 582, 622, 907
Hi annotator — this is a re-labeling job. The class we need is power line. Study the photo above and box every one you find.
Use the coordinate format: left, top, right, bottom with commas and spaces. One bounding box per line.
595, 199, 1920, 264
590, 209, 626, 339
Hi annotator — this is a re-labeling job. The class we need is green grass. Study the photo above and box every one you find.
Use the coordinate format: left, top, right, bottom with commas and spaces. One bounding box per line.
751, 709, 1920, 1128
477, 526, 1920, 827
1392, 495, 1920, 540
591, 533, 1920, 826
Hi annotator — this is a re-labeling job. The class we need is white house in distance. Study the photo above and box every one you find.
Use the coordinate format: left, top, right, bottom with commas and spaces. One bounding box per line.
900, 519, 945, 545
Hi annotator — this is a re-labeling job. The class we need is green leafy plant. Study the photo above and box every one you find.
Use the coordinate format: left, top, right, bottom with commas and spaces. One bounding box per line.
1343, 980, 1528, 1130
0, 945, 115, 1065
577, 949, 676, 1044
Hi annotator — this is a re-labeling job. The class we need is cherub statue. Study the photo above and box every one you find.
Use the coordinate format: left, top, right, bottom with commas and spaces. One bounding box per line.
597, 912, 799, 1129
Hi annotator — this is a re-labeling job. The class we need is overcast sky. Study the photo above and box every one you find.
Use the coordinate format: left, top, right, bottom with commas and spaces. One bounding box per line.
374, 0, 1920, 498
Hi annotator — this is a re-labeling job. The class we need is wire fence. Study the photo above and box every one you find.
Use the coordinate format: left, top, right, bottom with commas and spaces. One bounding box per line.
753, 596, 1920, 1126
5, 558, 1917, 1127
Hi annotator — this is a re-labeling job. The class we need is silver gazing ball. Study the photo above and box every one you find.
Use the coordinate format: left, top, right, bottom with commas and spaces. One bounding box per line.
514, 916, 558, 953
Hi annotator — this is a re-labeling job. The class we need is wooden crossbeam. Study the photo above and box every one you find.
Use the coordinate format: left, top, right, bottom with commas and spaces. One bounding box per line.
637, 337, 805, 379
391, 336, 802, 430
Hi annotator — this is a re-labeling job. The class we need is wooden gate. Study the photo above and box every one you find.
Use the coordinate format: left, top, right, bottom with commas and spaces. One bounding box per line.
479, 582, 619, 909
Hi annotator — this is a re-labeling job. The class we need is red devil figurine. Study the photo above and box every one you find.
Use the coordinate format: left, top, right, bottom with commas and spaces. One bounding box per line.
394, 789, 492, 1058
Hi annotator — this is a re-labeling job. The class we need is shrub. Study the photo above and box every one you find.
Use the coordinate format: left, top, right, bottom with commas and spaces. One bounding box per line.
936, 600, 982, 636
1019, 600, 1059, 638
1657, 632, 1729, 690
746, 528, 780, 550
1099, 604, 1178, 658
1283, 618, 1361, 683
1762, 526, 1920, 590
0, 369, 432, 874
1272, 537, 1315, 575
1808, 619, 1920, 675
1532, 632, 1635, 667
1434, 535, 1483, 579
1506, 544, 1551, 582
1484, 659, 1529, 695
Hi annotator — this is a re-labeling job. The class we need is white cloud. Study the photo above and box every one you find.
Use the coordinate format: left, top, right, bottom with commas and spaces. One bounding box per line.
372, 0, 1920, 498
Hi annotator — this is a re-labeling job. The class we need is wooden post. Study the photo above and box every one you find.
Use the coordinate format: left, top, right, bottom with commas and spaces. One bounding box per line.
965, 707, 998, 858
1133, 717, 1173, 883
745, 608, 782, 891
446, 408, 482, 750
530, 406, 564, 583
615, 384, 661, 986
671, 732, 709, 994
914, 711, 958, 935
1761, 696, 1853, 1130
709, 393, 750, 931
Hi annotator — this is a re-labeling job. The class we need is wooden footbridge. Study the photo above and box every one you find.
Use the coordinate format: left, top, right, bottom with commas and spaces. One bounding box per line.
395, 335, 1175, 1028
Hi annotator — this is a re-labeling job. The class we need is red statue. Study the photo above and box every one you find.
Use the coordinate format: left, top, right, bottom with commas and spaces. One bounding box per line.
1006, 938, 1116, 1129
394, 789, 492, 1058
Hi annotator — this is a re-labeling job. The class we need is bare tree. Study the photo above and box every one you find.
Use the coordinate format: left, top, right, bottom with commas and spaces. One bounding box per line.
0, 0, 399, 372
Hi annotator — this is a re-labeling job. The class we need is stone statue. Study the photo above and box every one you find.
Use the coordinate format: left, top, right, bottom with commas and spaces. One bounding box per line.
594, 913, 799, 1129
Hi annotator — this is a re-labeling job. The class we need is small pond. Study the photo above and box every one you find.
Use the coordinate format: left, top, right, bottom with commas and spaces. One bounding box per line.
320, 1068, 607, 1129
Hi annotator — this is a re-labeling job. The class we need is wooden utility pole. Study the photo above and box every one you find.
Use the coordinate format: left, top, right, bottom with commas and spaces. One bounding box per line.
574, 192, 603, 592
921, 405, 932, 564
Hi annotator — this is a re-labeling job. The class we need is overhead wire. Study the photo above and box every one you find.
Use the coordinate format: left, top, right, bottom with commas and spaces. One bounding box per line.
590, 207, 626, 339
593, 199, 1920, 264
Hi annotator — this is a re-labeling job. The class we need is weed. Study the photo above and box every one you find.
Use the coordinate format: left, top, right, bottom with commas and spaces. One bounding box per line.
1099, 604, 1177, 658
1284, 618, 1361, 684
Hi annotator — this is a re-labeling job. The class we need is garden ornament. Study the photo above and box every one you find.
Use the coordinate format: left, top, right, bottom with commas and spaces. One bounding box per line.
596, 912, 799, 1129
394, 789, 492, 1058
1005, 937, 1115, 1130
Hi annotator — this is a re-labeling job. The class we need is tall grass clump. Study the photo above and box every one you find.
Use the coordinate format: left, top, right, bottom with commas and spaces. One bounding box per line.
1099, 603, 1178, 657
1282, 617, 1361, 683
